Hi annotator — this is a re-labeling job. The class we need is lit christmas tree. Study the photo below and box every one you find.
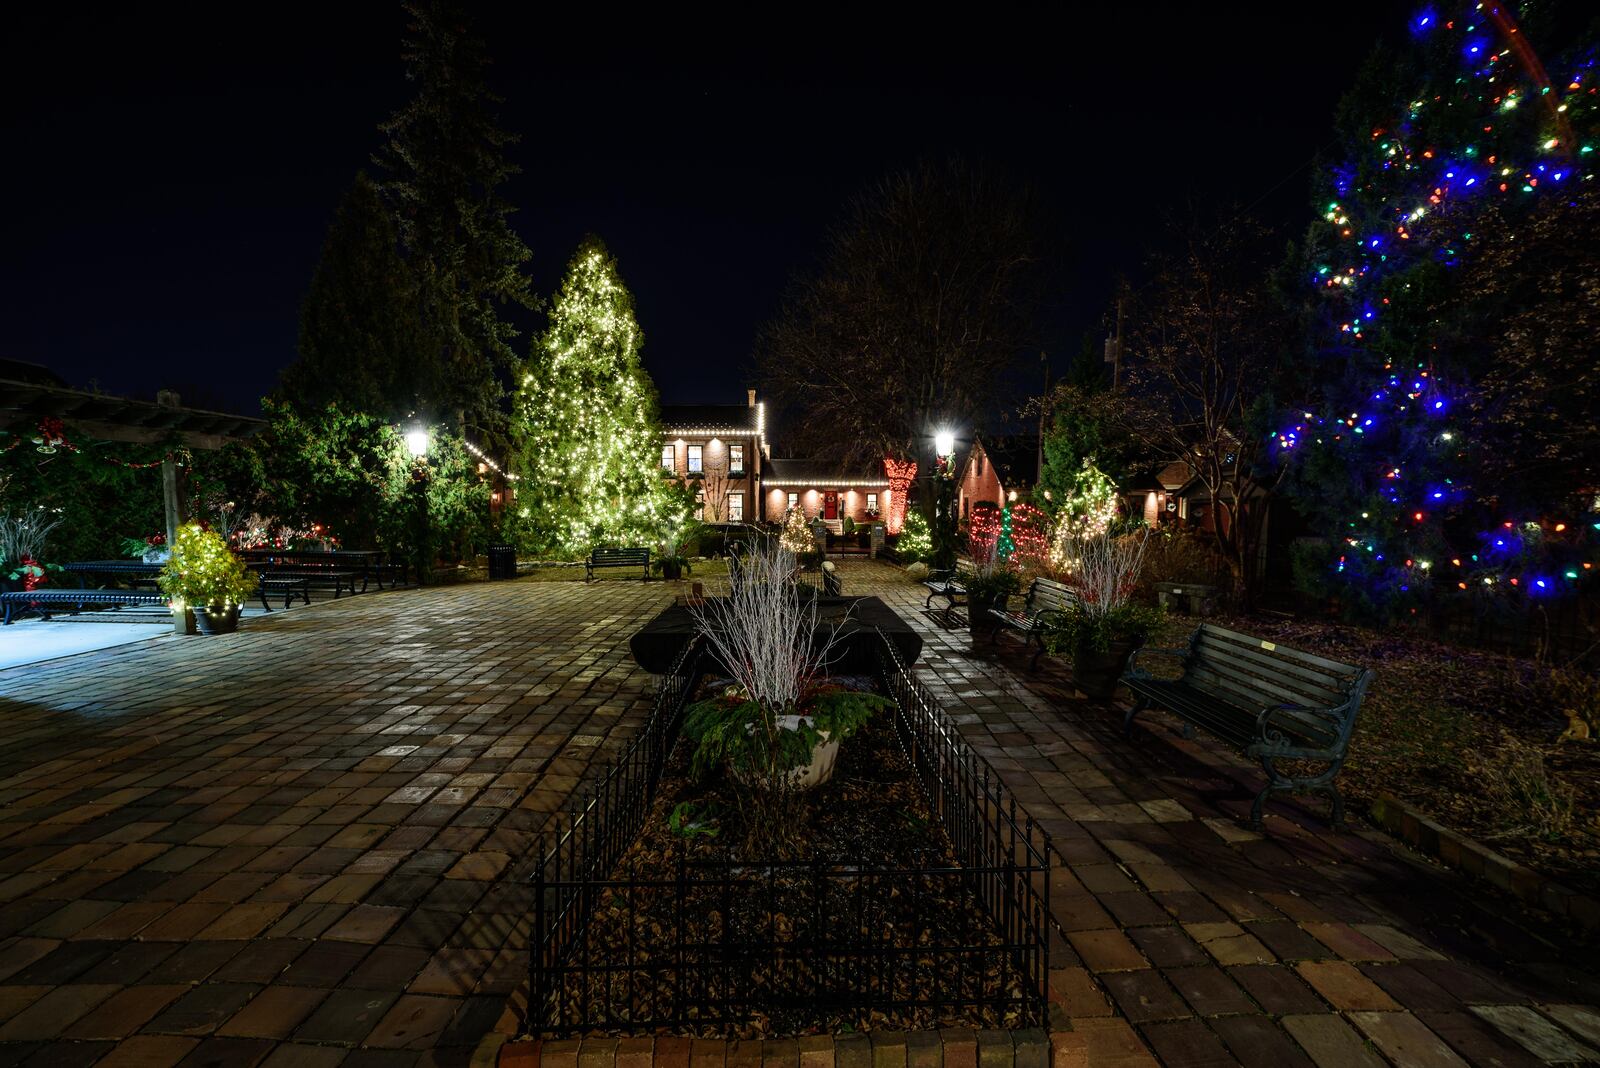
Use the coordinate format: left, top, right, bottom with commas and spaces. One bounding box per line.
1283, 2, 1600, 614
514, 237, 683, 553
779, 505, 813, 555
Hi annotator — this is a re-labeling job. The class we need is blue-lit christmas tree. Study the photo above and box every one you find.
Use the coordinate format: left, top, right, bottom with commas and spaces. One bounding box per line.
1285, 2, 1600, 617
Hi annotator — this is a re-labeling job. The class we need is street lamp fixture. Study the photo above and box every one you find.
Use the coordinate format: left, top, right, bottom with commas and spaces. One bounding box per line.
934, 429, 955, 460
404, 427, 431, 459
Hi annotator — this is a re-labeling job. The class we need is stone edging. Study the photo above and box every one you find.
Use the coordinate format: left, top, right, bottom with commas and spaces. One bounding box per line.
489, 1026, 1150, 1068
1369, 792, 1600, 934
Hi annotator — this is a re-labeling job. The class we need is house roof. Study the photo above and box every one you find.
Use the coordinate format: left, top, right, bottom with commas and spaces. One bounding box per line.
977, 434, 1040, 487
763, 457, 888, 487
659, 404, 759, 434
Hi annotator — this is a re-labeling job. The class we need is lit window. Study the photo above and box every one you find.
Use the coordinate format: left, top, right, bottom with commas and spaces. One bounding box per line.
866, 493, 878, 514
787, 492, 798, 512
687, 445, 703, 473
729, 492, 744, 521
729, 444, 744, 474
660, 444, 675, 471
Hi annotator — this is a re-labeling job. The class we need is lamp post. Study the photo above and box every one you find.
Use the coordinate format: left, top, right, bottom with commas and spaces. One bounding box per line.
404, 425, 432, 586
931, 428, 959, 571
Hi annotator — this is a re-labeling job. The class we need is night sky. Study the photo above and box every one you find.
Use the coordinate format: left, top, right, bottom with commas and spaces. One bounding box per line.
4, 3, 1405, 417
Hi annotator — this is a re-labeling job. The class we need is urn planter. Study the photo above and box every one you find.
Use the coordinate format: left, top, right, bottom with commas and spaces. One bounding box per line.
1072, 638, 1143, 700
193, 604, 241, 635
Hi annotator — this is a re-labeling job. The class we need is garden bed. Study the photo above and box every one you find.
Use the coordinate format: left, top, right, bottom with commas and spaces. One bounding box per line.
1152, 612, 1600, 896
528, 641, 1050, 1039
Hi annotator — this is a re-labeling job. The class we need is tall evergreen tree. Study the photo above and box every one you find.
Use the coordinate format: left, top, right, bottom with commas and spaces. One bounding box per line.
1282, 2, 1600, 615
375, 0, 533, 432
514, 238, 681, 553
279, 172, 431, 421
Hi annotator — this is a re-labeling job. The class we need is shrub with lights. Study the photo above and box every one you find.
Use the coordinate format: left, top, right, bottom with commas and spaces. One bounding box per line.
159, 522, 259, 631
1282, 2, 1600, 615
1047, 458, 1119, 571
895, 509, 932, 561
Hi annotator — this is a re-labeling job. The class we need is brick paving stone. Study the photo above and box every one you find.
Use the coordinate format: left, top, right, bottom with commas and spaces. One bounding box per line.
1100, 971, 1190, 1024
1207, 1016, 1314, 1068
146, 983, 260, 1037
1348, 1010, 1470, 1067
173, 1035, 276, 1066
1127, 927, 1205, 969
217, 985, 330, 1039
937, 1030, 975, 1068
257, 1043, 349, 1068
92, 1033, 202, 1066
1469, 1004, 1600, 1062
1295, 961, 1403, 1012
1226, 964, 1327, 1016
0, 984, 120, 1040
365, 995, 461, 1050
1280, 1014, 1387, 1068
1161, 967, 1254, 1018
1065, 930, 1147, 973
1416, 1011, 1543, 1067
1046, 967, 1112, 1018
1137, 1020, 1234, 1067
63, 985, 189, 1040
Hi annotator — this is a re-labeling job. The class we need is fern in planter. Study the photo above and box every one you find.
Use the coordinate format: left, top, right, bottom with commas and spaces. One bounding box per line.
682, 682, 893, 783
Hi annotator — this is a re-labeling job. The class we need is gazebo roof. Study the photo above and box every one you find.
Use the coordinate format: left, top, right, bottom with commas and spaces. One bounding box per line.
0, 371, 265, 450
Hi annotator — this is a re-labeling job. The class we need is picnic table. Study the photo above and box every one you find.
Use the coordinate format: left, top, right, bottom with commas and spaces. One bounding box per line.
61, 561, 163, 588
629, 595, 921, 675
239, 549, 398, 590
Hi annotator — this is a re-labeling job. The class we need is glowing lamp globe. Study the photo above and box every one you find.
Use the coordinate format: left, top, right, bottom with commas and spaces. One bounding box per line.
934, 430, 955, 458
404, 428, 430, 459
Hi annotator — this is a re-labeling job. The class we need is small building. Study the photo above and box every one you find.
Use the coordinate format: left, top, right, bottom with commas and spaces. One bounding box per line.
956, 434, 1039, 522
1119, 460, 1193, 526
761, 459, 889, 531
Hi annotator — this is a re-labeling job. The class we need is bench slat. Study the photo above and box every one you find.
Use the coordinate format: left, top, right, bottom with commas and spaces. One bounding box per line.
1189, 644, 1350, 709
1195, 630, 1358, 696
1193, 622, 1367, 676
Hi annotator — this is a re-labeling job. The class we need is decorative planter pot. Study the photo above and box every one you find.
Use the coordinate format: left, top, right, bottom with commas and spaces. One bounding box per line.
1072, 638, 1143, 700
734, 714, 842, 790
968, 593, 1000, 636
661, 558, 684, 581
142, 550, 170, 564
194, 605, 241, 635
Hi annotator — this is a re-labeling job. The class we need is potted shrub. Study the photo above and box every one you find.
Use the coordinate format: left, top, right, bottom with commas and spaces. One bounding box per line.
963, 545, 1021, 637
1047, 530, 1161, 699
655, 517, 704, 582
158, 522, 259, 635
683, 541, 892, 850
122, 534, 169, 564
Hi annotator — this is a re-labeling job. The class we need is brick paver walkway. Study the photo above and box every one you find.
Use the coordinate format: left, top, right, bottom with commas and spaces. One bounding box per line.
3, 561, 1599, 1067
0, 577, 674, 1067
843, 560, 1600, 1067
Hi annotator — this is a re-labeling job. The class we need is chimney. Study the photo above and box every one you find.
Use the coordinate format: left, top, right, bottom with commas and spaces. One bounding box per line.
747, 388, 757, 408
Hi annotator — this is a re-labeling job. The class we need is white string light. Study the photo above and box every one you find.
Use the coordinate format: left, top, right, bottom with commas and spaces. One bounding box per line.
464, 440, 521, 481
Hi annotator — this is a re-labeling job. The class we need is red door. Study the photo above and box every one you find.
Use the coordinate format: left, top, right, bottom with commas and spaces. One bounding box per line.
823, 491, 838, 520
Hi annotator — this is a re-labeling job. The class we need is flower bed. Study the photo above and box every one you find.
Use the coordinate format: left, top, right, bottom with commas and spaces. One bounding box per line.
527, 639, 1051, 1038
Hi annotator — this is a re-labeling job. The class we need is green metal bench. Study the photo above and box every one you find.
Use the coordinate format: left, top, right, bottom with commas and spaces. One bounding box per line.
586, 547, 650, 582
921, 567, 966, 615
1122, 623, 1374, 829
990, 577, 1078, 669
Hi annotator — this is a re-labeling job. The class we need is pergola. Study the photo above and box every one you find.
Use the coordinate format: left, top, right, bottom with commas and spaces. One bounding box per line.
0, 363, 265, 545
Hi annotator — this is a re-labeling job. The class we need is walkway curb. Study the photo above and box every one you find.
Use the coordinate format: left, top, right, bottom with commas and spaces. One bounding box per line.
1369, 792, 1600, 934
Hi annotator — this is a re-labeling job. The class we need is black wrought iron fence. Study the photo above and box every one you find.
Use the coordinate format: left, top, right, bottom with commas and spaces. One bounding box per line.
527, 632, 1052, 1035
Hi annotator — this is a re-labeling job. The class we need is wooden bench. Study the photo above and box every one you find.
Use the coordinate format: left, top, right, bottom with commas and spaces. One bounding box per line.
258, 576, 311, 612
922, 567, 967, 615
1122, 623, 1374, 829
2, 589, 167, 625
586, 547, 650, 582
990, 577, 1078, 668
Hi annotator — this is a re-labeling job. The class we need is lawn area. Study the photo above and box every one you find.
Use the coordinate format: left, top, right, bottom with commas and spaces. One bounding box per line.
1151, 612, 1600, 896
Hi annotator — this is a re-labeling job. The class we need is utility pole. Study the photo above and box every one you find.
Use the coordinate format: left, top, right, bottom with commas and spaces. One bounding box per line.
1103, 292, 1127, 390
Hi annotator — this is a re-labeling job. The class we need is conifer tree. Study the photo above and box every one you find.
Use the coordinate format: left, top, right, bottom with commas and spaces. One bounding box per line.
514, 238, 679, 553
280, 172, 430, 422
375, 0, 533, 431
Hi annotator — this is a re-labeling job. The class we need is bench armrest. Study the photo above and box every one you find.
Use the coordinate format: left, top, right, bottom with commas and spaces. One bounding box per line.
1252, 700, 1358, 752
1124, 645, 1190, 680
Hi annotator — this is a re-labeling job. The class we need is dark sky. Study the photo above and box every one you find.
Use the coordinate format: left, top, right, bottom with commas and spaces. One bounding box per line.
3, 3, 1407, 417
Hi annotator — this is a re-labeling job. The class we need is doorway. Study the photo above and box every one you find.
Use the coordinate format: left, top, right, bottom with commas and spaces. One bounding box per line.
823, 491, 838, 520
